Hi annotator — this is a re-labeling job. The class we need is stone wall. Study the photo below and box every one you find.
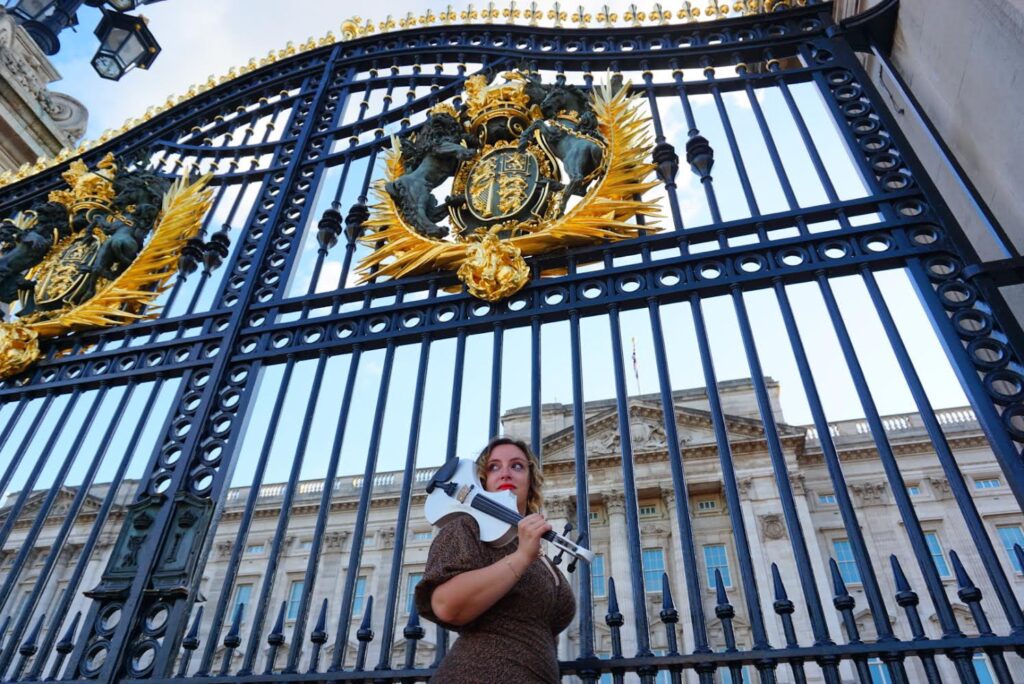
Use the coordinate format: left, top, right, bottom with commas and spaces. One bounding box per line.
0, 8, 86, 173
835, 0, 1024, 318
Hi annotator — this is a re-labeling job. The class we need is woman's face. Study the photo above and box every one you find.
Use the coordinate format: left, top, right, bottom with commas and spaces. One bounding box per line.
484, 443, 530, 515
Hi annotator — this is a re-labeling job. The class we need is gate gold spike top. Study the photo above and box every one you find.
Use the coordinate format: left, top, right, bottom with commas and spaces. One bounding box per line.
524, 2, 542, 26
356, 68, 659, 302
548, 2, 567, 27
0, 153, 214, 380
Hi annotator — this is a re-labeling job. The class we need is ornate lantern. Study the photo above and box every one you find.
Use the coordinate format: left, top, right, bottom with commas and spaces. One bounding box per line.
91, 7, 159, 80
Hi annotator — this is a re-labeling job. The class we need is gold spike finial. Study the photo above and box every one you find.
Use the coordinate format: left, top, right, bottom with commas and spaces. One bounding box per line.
572, 5, 590, 27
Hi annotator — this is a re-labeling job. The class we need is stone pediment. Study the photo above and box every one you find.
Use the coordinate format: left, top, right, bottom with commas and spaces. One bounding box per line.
4, 486, 105, 523
542, 400, 802, 461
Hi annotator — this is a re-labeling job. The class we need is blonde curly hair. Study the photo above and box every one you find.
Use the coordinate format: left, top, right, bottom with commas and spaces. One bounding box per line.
474, 436, 544, 515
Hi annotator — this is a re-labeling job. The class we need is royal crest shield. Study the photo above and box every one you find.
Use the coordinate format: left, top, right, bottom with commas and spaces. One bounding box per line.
357, 68, 660, 301
30, 232, 103, 309
0, 153, 214, 379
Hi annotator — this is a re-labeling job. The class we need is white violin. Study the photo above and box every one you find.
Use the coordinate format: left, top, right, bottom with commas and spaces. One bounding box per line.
424, 458, 594, 565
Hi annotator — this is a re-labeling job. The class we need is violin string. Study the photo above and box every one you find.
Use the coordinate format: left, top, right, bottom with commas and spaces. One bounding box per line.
468, 496, 573, 549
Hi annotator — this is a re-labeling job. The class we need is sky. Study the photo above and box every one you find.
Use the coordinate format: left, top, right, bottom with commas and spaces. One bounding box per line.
4, 0, 976, 490
47, 0, 710, 142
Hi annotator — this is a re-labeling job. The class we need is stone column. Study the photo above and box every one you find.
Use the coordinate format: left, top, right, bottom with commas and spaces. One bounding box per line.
736, 476, 786, 656
662, 489, 697, 684
790, 473, 855, 683
603, 491, 638, 657
544, 495, 574, 660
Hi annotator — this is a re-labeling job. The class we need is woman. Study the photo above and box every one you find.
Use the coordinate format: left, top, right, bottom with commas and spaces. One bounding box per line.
414, 437, 576, 683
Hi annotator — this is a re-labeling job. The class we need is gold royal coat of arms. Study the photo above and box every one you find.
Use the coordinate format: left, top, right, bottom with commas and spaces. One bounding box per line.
0, 153, 213, 380
357, 69, 659, 301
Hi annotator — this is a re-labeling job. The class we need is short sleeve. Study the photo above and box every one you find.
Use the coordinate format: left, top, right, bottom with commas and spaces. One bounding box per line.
414, 514, 486, 631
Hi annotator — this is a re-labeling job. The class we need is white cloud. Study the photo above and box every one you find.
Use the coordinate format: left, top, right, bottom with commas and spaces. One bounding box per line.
315, 259, 342, 293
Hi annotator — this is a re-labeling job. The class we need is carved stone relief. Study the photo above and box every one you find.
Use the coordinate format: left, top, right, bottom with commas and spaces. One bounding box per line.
850, 481, 888, 506
603, 492, 626, 516
758, 513, 787, 541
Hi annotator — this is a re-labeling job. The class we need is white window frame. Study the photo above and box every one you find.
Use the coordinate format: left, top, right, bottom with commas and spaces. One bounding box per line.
642, 547, 665, 593
591, 553, 607, 598
703, 544, 732, 589
286, 579, 304, 620
832, 539, 861, 585
352, 575, 367, 617
405, 572, 423, 613
996, 524, 1024, 573
924, 532, 952, 578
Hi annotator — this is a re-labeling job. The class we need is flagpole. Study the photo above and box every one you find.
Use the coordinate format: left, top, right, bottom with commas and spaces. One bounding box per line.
631, 336, 641, 396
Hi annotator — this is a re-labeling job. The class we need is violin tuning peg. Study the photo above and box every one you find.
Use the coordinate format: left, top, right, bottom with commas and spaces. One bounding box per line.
561, 522, 574, 536
552, 550, 565, 566
567, 531, 588, 573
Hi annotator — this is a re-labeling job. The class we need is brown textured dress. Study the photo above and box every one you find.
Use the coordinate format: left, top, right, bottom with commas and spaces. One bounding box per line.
414, 513, 576, 683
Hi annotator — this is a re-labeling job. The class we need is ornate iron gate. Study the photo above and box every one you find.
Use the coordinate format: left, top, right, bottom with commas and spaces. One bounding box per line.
1, 1, 1023, 682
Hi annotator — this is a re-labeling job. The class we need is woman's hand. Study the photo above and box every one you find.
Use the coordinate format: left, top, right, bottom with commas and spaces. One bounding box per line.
513, 513, 551, 563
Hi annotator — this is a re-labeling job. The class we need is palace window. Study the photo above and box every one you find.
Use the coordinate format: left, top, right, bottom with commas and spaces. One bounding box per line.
906, 485, 921, 496
287, 580, 304, 619
721, 666, 753, 684
652, 650, 672, 684
703, 544, 732, 588
973, 653, 995, 684
818, 493, 837, 505
352, 576, 367, 617
406, 572, 423, 613
412, 531, 432, 541
696, 499, 717, 511
598, 653, 613, 684
245, 543, 264, 554
591, 554, 606, 598
996, 525, 1024, 572
639, 504, 658, 517
642, 548, 665, 592
868, 658, 891, 683
924, 533, 951, 578
833, 540, 861, 584
975, 478, 1002, 490
232, 583, 252, 620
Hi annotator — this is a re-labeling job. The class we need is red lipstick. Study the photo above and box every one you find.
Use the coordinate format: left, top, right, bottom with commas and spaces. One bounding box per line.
497, 484, 515, 491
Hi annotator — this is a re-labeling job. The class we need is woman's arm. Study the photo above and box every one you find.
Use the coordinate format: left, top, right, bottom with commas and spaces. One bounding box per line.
430, 513, 551, 626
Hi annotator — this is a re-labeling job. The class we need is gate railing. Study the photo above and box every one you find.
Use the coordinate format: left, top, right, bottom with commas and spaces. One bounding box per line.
1, 1, 1024, 682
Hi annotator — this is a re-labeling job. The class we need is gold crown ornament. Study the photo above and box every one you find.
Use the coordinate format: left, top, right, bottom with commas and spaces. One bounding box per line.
462, 71, 533, 137
428, 101, 461, 120
47, 153, 118, 215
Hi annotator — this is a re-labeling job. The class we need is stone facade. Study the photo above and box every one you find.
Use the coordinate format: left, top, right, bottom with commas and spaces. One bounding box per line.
2, 380, 1022, 682
0, 8, 87, 173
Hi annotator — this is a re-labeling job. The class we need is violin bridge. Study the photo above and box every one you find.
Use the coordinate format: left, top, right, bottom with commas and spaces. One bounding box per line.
456, 483, 474, 503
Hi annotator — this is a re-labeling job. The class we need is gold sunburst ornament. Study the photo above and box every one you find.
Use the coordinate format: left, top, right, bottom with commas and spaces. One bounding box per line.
356, 70, 659, 301
0, 154, 213, 379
